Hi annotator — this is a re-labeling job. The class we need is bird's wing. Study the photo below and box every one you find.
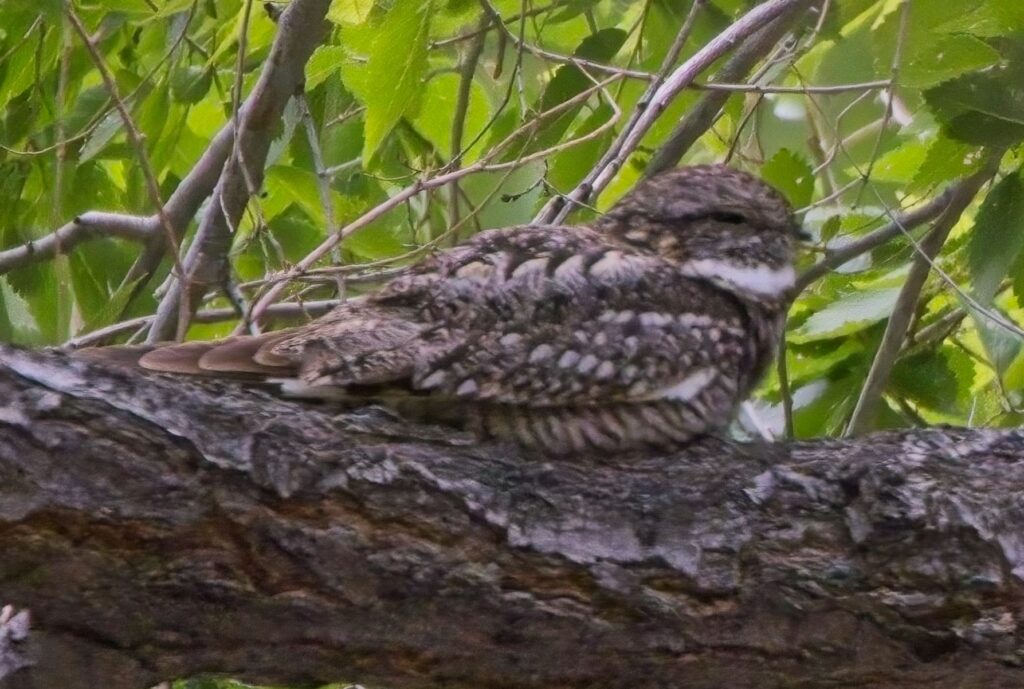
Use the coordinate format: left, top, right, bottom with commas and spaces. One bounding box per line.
261, 225, 752, 406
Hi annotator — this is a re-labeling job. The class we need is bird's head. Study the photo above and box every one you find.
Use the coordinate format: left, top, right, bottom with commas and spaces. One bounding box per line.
595, 164, 806, 301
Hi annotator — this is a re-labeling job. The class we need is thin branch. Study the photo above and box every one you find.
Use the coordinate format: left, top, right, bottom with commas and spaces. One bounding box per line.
429, 1, 562, 48
535, 0, 809, 224
609, 0, 708, 173
65, 299, 340, 349
244, 75, 624, 324
146, 0, 333, 343
646, 0, 815, 175
691, 78, 890, 94
854, 0, 910, 206
794, 184, 958, 291
0, 213, 156, 274
845, 158, 1000, 436
298, 93, 340, 262
448, 16, 489, 227
777, 332, 795, 439
65, 7, 187, 311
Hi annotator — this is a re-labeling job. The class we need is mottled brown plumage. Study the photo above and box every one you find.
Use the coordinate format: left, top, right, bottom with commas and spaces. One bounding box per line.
80, 165, 802, 454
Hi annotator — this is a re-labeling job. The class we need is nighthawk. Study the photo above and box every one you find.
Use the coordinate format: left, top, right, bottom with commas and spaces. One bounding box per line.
82, 165, 803, 454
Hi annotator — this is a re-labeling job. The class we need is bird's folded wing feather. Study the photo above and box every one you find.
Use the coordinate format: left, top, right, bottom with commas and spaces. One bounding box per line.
77, 224, 750, 406
260, 225, 752, 405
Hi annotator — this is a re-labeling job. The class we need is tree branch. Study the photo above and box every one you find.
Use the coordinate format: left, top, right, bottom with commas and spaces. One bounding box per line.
0, 213, 155, 274
845, 159, 1001, 436
794, 184, 957, 292
2, 344, 1024, 689
146, 0, 332, 342
646, 0, 813, 176
534, 0, 810, 224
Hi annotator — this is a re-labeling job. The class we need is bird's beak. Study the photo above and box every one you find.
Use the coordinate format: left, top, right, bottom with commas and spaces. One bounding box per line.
795, 225, 813, 242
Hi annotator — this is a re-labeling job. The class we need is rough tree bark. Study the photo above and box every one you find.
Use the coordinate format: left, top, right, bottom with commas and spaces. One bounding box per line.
1, 344, 1023, 689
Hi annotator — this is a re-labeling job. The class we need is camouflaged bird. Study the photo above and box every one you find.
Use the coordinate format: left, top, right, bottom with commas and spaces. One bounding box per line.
82, 165, 803, 454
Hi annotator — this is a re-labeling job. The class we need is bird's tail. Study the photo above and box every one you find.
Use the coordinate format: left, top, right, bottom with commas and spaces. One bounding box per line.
71, 331, 296, 379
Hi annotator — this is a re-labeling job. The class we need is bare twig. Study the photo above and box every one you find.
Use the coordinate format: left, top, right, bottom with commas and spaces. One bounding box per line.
692, 79, 889, 95
244, 75, 624, 324
845, 159, 1000, 436
777, 332, 795, 439
65, 10, 186, 289
448, 17, 489, 226
146, 0, 332, 343
298, 93, 339, 261
854, 0, 910, 206
66, 299, 341, 349
535, 0, 809, 224
795, 185, 958, 291
646, 1, 814, 176
0, 213, 155, 274
609, 0, 707, 173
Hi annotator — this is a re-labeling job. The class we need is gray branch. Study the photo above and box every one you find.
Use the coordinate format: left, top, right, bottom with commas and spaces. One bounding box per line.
534, 0, 810, 224
645, 0, 812, 176
0, 213, 156, 274
147, 0, 332, 342
2, 344, 1024, 689
845, 159, 1001, 436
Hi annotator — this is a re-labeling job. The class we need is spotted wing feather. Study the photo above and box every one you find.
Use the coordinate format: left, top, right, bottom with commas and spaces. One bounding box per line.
261, 225, 756, 409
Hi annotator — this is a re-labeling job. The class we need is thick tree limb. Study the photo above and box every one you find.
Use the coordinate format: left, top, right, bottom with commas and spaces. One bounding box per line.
1, 345, 1024, 689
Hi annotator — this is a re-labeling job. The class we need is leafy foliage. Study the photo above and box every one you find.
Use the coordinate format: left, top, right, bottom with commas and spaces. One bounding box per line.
2, 0, 1024, 443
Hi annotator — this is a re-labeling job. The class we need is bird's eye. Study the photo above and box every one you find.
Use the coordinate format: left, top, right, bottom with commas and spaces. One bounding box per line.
708, 211, 746, 224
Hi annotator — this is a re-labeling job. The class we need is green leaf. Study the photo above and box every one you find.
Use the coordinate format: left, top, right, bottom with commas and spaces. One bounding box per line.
792, 375, 859, 438
967, 169, 1024, 304
1013, 246, 1024, 306
890, 347, 973, 414
1005, 348, 1024, 395
78, 275, 144, 335
0, 276, 41, 345
968, 301, 1022, 377
360, 0, 433, 162
328, 0, 375, 25
935, 0, 1024, 37
785, 339, 864, 386
343, 216, 407, 260
924, 42, 1024, 146
306, 46, 346, 93
500, 28, 626, 160
911, 136, 981, 191
760, 149, 814, 208
170, 65, 212, 104
790, 288, 901, 343
548, 103, 615, 192
873, 1, 1000, 88
900, 35, 1000, 88
410, 73, 491, 162
868, 139, 928, 183
268, 209, 324, 263
80, 111, 124, 163
460, 162, 545, 230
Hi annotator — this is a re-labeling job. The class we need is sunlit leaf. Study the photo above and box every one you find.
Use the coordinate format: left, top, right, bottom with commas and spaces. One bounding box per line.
360, 0, 433, 162
306, 46, 347, 92
328, 0, 375, 25
967, 169, 1024, 304
761, 148, 814, 208
790, 288, 901, 343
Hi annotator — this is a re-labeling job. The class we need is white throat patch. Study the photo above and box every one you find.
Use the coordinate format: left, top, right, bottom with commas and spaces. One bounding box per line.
680, 259, 795, 297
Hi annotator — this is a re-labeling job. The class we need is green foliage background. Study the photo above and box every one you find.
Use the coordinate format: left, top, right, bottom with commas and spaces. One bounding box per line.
2, 0, 1024, 446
